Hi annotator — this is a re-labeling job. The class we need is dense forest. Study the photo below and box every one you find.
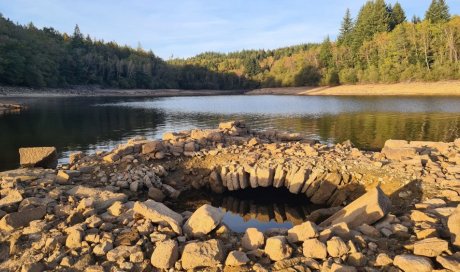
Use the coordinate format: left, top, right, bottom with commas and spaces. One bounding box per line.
0, 0, 459, 89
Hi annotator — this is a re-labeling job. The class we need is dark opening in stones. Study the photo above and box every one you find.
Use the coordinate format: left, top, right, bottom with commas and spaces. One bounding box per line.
170, 187, 326, 232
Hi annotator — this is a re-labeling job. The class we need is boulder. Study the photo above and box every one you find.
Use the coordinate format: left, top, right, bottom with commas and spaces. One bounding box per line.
150, 240, 178, 269
302, 239, 327, 260
225, 250, 249, 266
264, 236, 292, 261
19, 147, 58, 168
133, 200, 183, 235
66, 186, 127, 211
448, 204, 460, 248
413, 237, 448, 257
326, 237, 349, 257
241, 228, 265, 250
183, 204, 224, 238
381, 146, 416, 160
320, 187, 391, 229
287, 221, 318, 243
0, 206, 46, 231
393, 254, 432, 272
310, 172, 341, 204
257, 167, 274, 187
181, 239, 225, 270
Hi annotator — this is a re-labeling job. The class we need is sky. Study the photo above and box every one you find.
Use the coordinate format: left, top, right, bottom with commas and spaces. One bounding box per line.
1, 0, 460, 59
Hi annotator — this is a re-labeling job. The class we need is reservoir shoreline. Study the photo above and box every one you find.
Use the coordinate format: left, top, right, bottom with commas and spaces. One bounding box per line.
2, 80, 460, 98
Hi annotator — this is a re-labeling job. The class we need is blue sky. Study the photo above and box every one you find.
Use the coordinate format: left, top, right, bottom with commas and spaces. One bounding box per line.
1, 0, 459, 59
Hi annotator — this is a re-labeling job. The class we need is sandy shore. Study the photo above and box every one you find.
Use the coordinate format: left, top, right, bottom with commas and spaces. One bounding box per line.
247, 81, 460, 96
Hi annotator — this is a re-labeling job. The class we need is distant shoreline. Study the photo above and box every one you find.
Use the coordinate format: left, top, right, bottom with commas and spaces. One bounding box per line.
247, 81, 460, 96
2, 81, 460, 98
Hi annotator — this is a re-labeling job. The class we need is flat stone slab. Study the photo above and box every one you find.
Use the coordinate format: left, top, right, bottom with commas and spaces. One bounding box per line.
19, 147, 58, 168
320, 186, 391, 229
133, 200, 183, 234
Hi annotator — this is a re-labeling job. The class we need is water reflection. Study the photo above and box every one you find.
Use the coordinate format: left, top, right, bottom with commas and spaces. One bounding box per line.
1, 95, 460, 170
171, 187, 319, 233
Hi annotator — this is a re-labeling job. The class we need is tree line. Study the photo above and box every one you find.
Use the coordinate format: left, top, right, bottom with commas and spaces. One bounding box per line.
0, 0, 459, 90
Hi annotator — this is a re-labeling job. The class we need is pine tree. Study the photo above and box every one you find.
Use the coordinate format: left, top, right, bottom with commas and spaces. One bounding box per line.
338, 9, 354, 46
425, 0, 450, 23
390, 2, 406, 29
353, 0, 391, 47
319, 36, 333, 69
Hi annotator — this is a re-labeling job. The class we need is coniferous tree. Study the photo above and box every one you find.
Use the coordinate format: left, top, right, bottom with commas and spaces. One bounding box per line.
425, 0, 450, 23
319, 36, 334, 69
390, 2, 406, 29
353, 0, 391, 47
338, 9, 354, 46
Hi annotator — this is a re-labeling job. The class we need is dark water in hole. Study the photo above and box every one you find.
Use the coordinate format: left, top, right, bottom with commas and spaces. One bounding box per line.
171, 187, 322, 232
1, 95, 460, 171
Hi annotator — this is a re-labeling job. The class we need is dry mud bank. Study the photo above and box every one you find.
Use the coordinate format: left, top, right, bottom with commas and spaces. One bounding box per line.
247, 81, 460, 96
0, 121, 459, 271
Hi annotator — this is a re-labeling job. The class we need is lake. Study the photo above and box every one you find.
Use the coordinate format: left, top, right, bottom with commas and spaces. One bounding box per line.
2, 95, 460, 171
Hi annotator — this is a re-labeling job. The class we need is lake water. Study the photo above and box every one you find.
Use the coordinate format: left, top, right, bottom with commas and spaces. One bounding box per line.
1, 95, 460, 231
2, 95, 460, 171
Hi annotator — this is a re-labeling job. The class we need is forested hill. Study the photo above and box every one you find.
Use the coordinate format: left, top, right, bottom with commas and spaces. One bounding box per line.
0, 16, 257, 90
1, 0, 460, 90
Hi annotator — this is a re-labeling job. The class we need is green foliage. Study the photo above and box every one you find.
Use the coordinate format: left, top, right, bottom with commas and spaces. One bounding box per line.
338, 9, 354, 46
319, 37, 334, 68
425, 0, 450, 23
390, 2, 406, 29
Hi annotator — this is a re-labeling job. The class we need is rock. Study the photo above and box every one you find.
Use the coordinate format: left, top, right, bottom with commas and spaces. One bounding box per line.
411, 210, 437, 223
393, 254, 433, 272
273, 257, 320, 271
241, 228, 265, 250
133, 200, 183, 234
183, 204, 224, 238
151, 239, 179, 269
209, 170, 225, 193
264, 236, 292, 261
436, 254, 460, 271
107, 201, 125, 216
326, 236, 349, 257
310, 172, 341, 204
287, 221, 318, 243
375, 253, 393, 266
181, 239, 225, 270
148, 187, 165, 202
225, 250, 249, 266
330, 263, 357, 272
320, 187, 391, 229
413, 237, 448, 257
66, 186, 127, 210
18, 147, 58, 168
93, 241, 113, 256
347, 252, 367, 267
448, 204, 460, 248
142, 140, 164, 154
106, 245, 141, 262
0, 190, 23, 208
66, 228, 83, 249
302, 239, 327, 260
0, 206, 46, 231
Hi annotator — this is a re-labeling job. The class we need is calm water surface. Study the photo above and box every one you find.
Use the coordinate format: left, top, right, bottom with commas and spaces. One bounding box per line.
2, 95, 460, 231
1, 95, 460, 170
